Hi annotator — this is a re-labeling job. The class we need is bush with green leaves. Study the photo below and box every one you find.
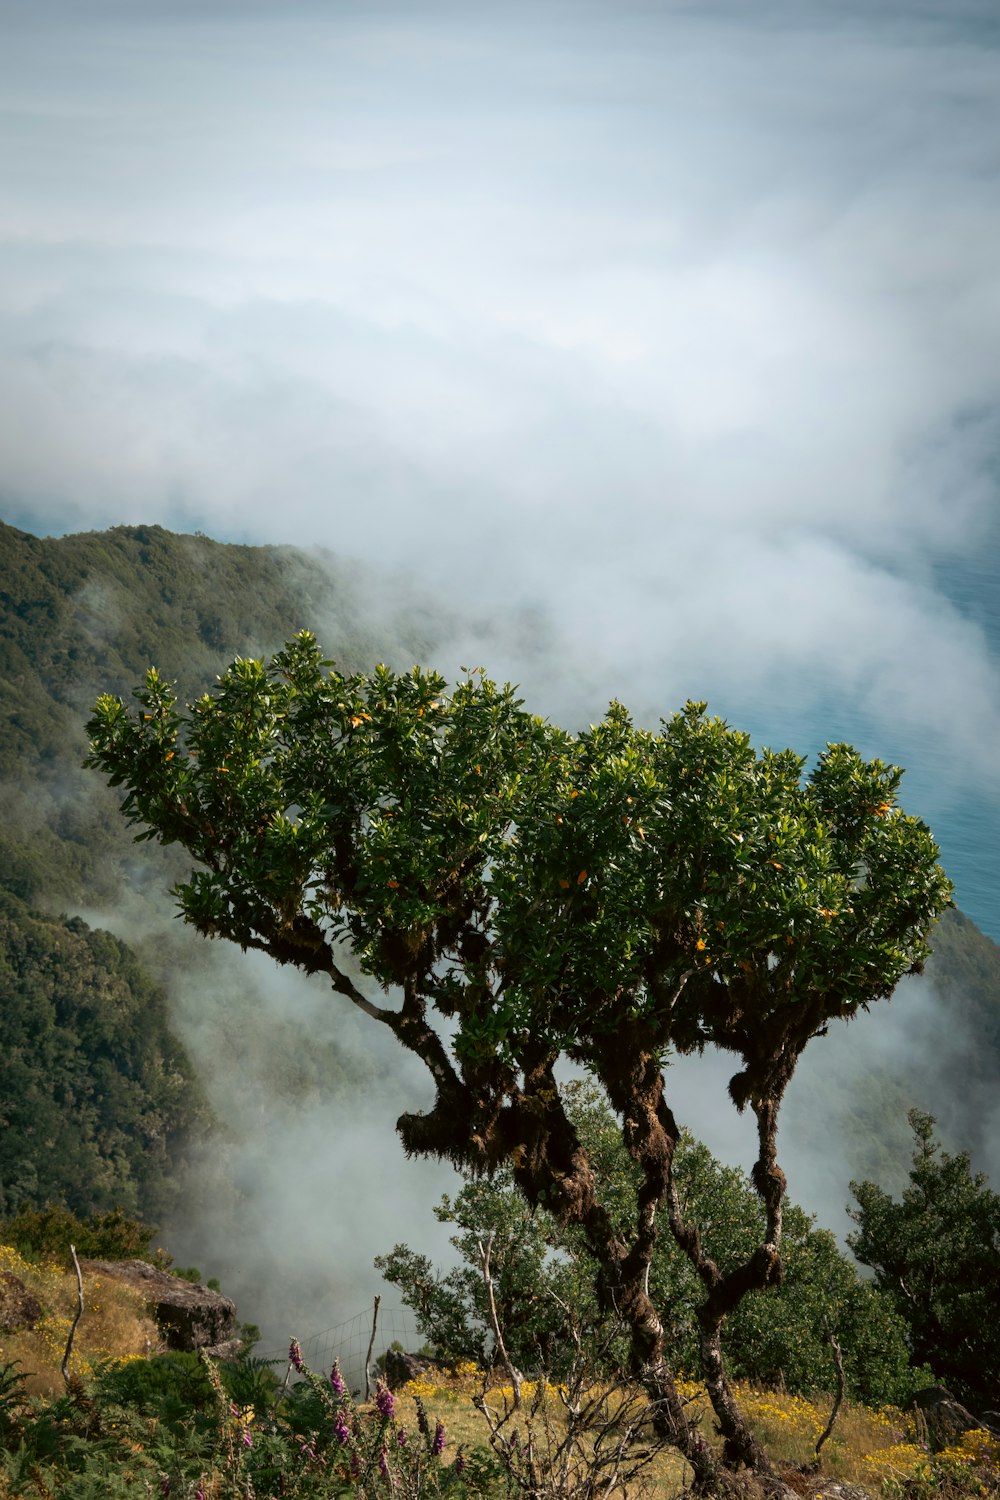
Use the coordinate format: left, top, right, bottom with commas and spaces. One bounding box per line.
849, 1109, 1000, 1408
0, 1347, 503, 1499
0, 1203, 157, 1263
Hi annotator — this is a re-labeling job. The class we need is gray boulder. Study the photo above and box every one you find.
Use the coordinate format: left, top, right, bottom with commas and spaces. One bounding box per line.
81, 1259, 237, 1352
908, 1385, 980, 1452
383, 1348, 451, 1391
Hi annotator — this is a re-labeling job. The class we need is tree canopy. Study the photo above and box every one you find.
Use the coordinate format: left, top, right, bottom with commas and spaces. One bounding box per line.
86, 632, 951, 1492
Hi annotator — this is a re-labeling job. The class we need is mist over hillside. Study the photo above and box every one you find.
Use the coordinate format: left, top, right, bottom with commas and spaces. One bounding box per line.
2, 518, 998, 1346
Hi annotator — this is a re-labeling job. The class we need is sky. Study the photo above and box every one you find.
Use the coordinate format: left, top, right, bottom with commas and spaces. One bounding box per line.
4, 0, 1000, 1345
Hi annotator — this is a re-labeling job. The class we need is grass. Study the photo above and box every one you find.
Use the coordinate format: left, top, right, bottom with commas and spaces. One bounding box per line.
392, 1362, 691, 1497
0, 1244, 159, 1397
2, 1249, 999, 1497
393, 1364, 1000, 1499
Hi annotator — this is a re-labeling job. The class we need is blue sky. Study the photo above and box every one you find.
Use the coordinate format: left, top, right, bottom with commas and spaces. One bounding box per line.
2, 0, 999, 929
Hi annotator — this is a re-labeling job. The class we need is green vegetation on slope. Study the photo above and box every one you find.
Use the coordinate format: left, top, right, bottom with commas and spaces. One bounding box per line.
0, 519, 437, 904
0, 518, 439, 1219
0, 885, 208, 1221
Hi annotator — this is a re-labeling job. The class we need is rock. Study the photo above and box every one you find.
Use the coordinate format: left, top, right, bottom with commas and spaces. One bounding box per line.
80, 1259, 237, 1352
778, 1469, 874, 1500
202, 1337, 247, 1362
807, 1484, 875, 1500
979, 1410, 1000, 1435
383, 1348, 452, 1391
908, 1385, 980, 1452
0, 1270, 42, 1332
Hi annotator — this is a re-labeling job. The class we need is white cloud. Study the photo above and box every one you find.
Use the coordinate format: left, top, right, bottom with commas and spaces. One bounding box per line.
3, 7, 999, 832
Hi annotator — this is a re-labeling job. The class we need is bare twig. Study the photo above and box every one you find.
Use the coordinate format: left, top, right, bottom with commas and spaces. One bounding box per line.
814, 1331, 846, 1461
479, 1232, 522, 1410
61, 1245, 84, 1384
474, 1350, 662, 1500
364, 1293, 381, 1401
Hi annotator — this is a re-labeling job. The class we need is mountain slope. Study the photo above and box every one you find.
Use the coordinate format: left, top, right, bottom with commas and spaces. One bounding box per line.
0, 518, 448, 1220
0, 885, 206, 1219
0, 518, 997, 1239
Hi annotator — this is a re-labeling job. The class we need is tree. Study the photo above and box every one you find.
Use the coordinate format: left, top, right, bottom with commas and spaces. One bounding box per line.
848, 1110, 1000, 1408
378, 1083, 918, 1408
86, 633, 951, 1493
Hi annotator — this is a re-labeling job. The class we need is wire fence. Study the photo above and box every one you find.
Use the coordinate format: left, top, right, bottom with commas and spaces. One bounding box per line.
259, 1302, 418, 1395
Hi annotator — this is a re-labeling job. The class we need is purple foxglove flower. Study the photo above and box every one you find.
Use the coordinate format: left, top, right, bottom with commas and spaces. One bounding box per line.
351, 1452, 361, 1477
288, 1339, 304, 1372
243, 1430, 253, 1449
378, 1447, 390, 1478
396, 1425, 407, 1447
330, 1360, 346, 1395
432, 1419, 446, 1456
334, 1413, 351, 1445
375, 1379, 395, 1420
416, 1398, 429, 1436
160, 1480, 171, 1497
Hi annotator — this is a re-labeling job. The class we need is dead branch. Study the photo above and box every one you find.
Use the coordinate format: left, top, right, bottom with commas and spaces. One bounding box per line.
814, 1331, 846, 1461
479, 1232, 522, 1410
61, 1245, 84, 1385
364, 1293, 381, 1401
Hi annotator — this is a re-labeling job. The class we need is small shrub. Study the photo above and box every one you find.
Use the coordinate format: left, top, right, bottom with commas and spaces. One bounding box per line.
0, 1205, 156, 1263
169, 1265, 202, 1284
94, 1349, 217, 1420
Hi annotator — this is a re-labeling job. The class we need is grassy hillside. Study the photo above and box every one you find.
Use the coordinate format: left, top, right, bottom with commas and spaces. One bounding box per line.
1, 1283, 998, 1498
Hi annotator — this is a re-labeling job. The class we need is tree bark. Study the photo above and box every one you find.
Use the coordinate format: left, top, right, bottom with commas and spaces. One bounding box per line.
501, 1051, 723, 1493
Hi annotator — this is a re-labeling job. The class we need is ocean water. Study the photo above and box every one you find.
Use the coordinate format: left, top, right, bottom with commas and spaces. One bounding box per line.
931, 536, 1000, 941
746, 540, 1000, 945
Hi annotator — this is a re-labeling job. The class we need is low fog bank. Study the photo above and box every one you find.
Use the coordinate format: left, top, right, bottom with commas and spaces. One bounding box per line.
160, 946, 464, 1351
662, 972, 999, 1250
79, 896, 462, 1351
166, 1091, 461, 1360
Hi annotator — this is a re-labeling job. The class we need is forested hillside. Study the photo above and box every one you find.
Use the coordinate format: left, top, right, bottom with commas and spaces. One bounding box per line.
0, 520, 439, 905
1, 517, 998, 1232
0, 885, 206, 1219
0, 519, 446, 1219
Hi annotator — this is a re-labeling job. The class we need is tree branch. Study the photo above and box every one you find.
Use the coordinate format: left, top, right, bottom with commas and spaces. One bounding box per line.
479, 1232, 522, 1410
62, 1245, 84, 1385
814, 1331, 845, 1462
